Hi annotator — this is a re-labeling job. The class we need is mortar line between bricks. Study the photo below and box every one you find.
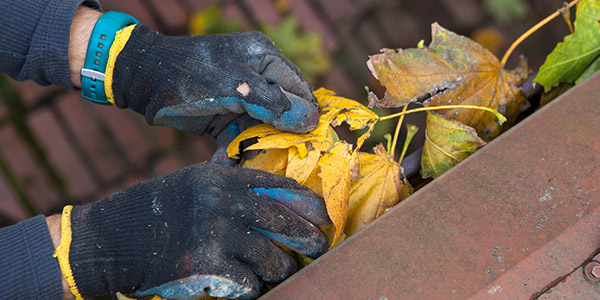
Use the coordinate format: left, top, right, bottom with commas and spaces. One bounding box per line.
140, 0, 166, 31
49, 103, 105, 186
303, 0, 370, 86
18, 86, 132, 183
234, 0, 263, 29
177, 0, 193, 17
141, 0, 187, 35
0, 75, 68, 199
85, 106, 131, 168
364, 9, 396, 50
28, 89, 68, 113
0, 144, 36, 217
47, 143, 171, 209
0, 116, 9, 127
340, 0, 375, 30
96, 150, 166, 198
0, 211, 18, 227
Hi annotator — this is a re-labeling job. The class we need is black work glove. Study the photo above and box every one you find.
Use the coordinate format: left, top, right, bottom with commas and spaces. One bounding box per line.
109, 24, 319, 142
55, 163, 330, 300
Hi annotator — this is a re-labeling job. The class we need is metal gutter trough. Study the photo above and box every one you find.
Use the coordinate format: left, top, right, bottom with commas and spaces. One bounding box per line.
260, 73, 600, 299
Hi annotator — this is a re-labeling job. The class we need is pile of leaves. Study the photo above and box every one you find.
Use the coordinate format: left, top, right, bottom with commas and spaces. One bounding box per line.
229, 88, 410, 243
229, 21, 522, 249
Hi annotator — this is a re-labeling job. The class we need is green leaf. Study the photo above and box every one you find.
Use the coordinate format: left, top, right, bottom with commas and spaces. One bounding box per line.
263, 17, 331, 83
421, 112, 486, 179
539, 83, 573, 107
576, 55, 600, 84
484, 0, 530, 24
535, 0, 600, 92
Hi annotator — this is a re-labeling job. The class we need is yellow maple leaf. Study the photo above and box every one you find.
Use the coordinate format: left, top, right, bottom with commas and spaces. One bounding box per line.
286, 143, 322, 185
226, 120, 330, 158
242, 148, 289, 176
117, 293, 164, 300
317, 141, 352, 244
299, 163, 323, 196
314, 87, 378, 130
345, 145, 412, 236
227, 88, 377, 159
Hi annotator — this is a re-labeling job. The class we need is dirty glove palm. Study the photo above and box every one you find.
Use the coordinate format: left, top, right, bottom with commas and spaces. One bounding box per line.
55, 164, 330, 300
109, 24, 319, 137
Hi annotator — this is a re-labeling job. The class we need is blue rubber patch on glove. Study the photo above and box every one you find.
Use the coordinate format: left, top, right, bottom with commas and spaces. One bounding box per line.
135, 274, 255, 300
250, 187, 325, 222
249, 187, 330, 258
211, 121, 242, 166
249, 226, 323, 258
153, 93, 318, 134
271, 91, 319, 133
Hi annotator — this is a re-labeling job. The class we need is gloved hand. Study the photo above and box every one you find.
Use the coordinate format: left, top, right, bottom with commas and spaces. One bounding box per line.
106, 24, 319, 139
54, 163, 330, 300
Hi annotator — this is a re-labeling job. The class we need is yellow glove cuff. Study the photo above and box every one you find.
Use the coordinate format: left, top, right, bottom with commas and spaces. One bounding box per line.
53, 205, 84, 300
105, 24, 137, 105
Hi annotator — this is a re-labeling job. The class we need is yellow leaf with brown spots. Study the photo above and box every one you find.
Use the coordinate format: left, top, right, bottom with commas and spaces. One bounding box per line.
345, 145, 412, 236
314, 87, 378, 130
367, 22, 525, 141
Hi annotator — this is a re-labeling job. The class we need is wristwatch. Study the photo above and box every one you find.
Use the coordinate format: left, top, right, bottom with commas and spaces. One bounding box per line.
80, 11, 138, 105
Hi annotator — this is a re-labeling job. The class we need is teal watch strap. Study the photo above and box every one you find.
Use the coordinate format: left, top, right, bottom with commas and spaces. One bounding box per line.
81, 11, 138, 105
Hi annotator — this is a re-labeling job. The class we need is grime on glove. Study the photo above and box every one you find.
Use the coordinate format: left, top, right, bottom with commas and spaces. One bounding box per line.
106, 24, 319, 138
54, 163, 330, 300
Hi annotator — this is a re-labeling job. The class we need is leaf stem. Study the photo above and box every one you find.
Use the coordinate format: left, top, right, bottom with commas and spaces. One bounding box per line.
390, 105, 409, 156
398, 124, 419, 165
384, 134, 392, 153
379, 105, 507, 125
500, 0, 580, 67
560, 2, 574, 34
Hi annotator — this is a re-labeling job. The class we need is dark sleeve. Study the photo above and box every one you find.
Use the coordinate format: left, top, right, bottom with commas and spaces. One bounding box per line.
0, 215, 64, 299
0, 0, 101, 89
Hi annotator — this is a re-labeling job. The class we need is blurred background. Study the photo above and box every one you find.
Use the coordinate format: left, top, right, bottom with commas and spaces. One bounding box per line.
0, 0, 571, 227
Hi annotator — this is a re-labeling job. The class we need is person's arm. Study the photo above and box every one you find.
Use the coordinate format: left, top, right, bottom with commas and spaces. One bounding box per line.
69, 6, 102, 88
0, 215, 65, 299
0, 0, 100, 89
46, 214, 74, 300
0, 4, 96, 299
